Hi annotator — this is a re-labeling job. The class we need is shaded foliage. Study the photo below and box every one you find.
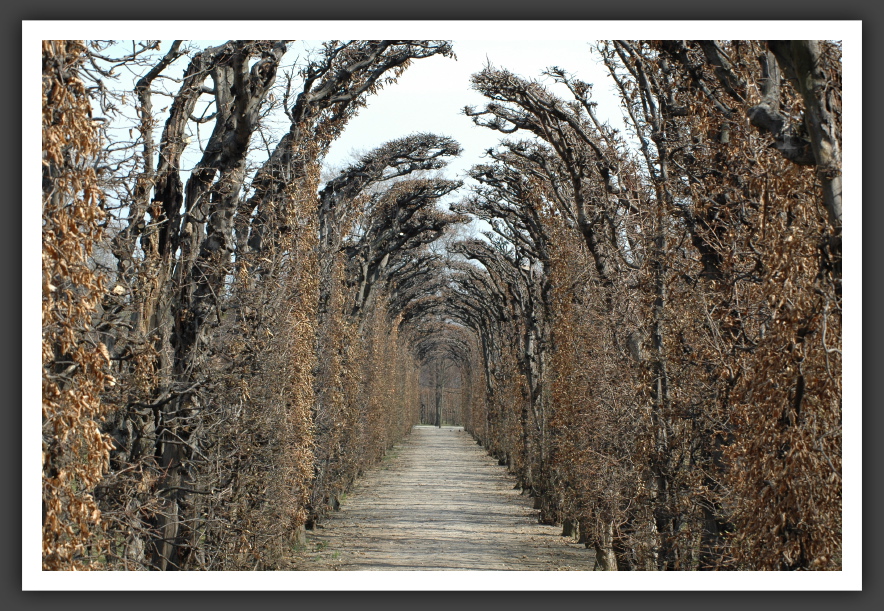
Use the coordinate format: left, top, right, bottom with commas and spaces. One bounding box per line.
42, 40, 116, 570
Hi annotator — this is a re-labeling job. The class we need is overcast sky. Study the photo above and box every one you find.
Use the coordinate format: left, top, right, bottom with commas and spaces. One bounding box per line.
73, 38, 624, 195
322, 39, 624, 180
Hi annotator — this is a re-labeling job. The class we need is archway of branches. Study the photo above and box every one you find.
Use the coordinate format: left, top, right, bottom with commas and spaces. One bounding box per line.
44, 39, 842, 572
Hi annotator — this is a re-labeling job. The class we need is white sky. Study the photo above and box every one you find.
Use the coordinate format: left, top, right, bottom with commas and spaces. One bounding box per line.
85, 39, 624, 191
322, 39, 623, 180
24, 21, 862, 591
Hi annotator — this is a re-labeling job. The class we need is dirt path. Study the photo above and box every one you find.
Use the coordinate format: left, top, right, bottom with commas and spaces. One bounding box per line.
287, 425, 595, 571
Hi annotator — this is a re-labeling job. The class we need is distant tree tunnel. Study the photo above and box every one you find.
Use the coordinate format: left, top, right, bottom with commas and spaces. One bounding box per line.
419, 357, 464, 426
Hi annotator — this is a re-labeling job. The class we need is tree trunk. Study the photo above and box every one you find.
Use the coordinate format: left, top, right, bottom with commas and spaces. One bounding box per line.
767, 40, 842, 234
594, 522, 619, 571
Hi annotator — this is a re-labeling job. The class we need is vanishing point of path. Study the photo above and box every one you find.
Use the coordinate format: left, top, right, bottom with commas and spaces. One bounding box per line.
288, 425, 595, 571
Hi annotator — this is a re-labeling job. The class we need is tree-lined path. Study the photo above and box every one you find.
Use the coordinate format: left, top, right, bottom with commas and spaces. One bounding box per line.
288, 426, 593, 571
42, 38, 843, 572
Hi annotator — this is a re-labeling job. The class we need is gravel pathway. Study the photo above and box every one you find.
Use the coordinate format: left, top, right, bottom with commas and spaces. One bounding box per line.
288, 425, 595, 571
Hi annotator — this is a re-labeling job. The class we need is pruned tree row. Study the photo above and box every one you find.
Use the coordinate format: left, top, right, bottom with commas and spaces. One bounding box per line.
41, 39, 461, 570
440, 40, 842, 570
41, 39, 841, 572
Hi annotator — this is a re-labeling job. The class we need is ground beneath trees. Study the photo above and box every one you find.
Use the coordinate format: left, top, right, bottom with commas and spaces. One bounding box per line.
286, 425, 595, 571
